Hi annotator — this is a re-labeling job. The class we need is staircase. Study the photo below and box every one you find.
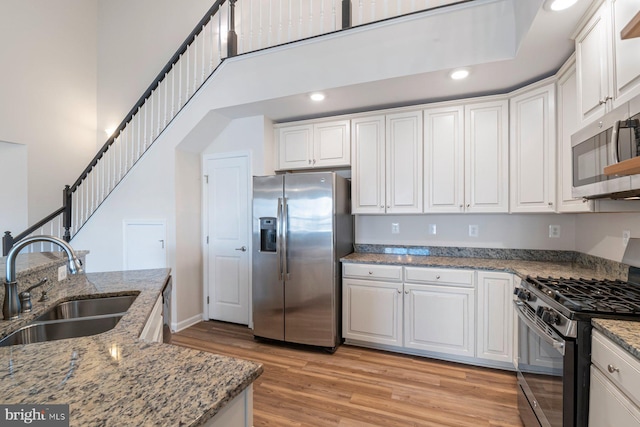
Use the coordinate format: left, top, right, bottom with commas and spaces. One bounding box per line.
2, 0, 470, 256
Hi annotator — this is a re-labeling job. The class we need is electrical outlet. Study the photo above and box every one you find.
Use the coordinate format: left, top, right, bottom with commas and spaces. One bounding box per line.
58, 265, 67, 281
428, 224, 437, 235
391, 223, 400, 234
468, 225, 478, 237
623, 230, 631, 246
549, 225, 561, 238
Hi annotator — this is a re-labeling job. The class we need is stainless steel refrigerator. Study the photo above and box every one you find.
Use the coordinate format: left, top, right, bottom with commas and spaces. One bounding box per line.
252, 172, 353, 349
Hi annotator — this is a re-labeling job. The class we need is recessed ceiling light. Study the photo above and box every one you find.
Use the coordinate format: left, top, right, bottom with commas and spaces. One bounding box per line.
450, 69, 469, 80
548, 0, 577, 11
310, 92, 325, 102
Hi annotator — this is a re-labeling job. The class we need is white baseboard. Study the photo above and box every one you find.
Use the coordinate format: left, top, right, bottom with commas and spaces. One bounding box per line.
173, 313, 203, 333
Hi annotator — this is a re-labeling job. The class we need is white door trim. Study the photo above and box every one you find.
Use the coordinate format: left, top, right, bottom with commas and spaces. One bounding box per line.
202, 150, 253, 328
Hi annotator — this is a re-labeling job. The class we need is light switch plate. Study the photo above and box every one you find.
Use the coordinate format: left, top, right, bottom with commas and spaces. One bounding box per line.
623, 230, 631, 246
428, 224, 437, 235
549, 225, 561, 238
468, 225, 478, 237
391, 223, 400, 234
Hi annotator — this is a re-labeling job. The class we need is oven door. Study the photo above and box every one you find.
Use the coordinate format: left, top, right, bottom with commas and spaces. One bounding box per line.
515, 301, 574, 427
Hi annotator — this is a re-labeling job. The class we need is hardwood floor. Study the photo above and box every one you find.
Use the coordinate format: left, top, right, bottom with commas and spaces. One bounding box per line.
172, 321, 524, 427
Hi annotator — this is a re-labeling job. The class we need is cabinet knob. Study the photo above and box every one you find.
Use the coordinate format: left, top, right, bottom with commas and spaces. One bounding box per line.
466, 204, 470, 208
380, 205, 384, 208
368, 271, 373, 275
598, 121, 604, 128
436, 275, 441, 279
607, 364, 620, 374
397, 289, 401, 294
308, 159, 312, 164
459, 204, 463, 208
548, 202, 553, 206
404, 290, 409, 294
313, 159, 316, 165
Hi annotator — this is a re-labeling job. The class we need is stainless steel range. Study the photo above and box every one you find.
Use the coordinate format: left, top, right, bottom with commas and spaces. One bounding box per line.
514, 275, 640, 427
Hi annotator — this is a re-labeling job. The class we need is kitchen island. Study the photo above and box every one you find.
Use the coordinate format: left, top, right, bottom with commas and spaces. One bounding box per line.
0, 260, 262, 427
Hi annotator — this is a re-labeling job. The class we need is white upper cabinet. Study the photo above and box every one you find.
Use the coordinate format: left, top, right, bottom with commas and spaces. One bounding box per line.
556, 58, 594, 213
424, 106, 465, 212
277, 124, 313, 169
386, 111, 423, 214
575, 0, 640, 126
611, 0, 640, 106
509, 82, 556, 213
352, 111, 423, 214
576, 3, 611, 125
424, 99, 508, 213
276, 120, 350, 170
352, 115, 386, 214
465, 100, 510, 213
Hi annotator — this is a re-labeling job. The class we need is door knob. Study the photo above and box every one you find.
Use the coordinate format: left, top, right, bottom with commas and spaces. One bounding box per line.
235, 246, 247, 252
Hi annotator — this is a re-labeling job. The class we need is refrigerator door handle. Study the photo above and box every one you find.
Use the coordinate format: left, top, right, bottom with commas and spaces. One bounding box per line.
277, 197, 283, 281
282, 197, 289, 280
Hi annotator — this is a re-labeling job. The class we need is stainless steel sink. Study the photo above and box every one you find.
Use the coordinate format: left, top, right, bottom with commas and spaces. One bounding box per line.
0, 315, 123, 347
35, 295, 138, 321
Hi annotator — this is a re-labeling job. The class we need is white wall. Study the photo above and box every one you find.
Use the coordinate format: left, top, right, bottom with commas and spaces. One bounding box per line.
356, 213, 577, 250
0, 141, 28, 233
96, 0, 212, 149
575, 212, 640, 262
0, 0, 98, 225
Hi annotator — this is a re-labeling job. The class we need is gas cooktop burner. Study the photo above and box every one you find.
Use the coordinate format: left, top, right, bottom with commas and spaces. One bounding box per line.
526, 276, 640, 314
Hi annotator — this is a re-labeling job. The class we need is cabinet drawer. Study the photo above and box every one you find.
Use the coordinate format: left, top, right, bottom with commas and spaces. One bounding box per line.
592, 329, 640, 408
343, 263, 402, 281
404, 267, 474, 287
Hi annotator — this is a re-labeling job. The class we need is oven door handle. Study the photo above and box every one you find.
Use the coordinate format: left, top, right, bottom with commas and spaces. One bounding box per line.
514, 301, 566, 356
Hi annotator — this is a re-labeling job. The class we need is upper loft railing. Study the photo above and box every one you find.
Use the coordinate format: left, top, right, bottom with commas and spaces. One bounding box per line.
2, 0, 470, 256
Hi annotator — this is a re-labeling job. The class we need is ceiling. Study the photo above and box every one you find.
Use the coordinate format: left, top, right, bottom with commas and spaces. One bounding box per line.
213, 0, 594, 123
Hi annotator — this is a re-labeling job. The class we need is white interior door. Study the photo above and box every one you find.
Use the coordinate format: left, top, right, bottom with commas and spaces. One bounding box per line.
205, 154, 250, 325
123, 220, 167, 270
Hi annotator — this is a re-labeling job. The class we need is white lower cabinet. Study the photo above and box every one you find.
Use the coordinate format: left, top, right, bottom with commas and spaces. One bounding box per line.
476, 271, 514, 364
343, 263, 515, 369
342, 264, 403, 346
404, 283, 475, 357
202, 385, 253, 427
589, 330, 640, 427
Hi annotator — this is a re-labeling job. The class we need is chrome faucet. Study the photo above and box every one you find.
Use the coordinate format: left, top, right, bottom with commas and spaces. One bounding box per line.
3, 235, 84, 320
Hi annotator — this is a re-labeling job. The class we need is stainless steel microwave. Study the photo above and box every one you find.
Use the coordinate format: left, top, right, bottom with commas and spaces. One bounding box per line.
572, 98, 640, 199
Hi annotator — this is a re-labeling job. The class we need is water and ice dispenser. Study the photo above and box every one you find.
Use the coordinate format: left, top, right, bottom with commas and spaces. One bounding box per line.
259, 217, 277, 252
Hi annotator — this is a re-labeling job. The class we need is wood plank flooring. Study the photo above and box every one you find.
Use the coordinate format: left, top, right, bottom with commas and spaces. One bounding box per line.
171, 321, 524, 427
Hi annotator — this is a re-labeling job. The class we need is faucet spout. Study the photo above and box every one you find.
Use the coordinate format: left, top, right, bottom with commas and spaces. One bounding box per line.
3, 235, 83, 320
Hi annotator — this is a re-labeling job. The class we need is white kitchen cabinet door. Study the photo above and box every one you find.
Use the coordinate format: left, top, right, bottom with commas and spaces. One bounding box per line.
424, 106, 465, 213
277, 124, 313, 169
343, 278, 403, 346
509, 82, 556, 213
404, 283, 475, 357
386, 111, 423, 213
476, 272, 514, 364
556, 58, 594, 213
351, 116, 386, 214
313, 120, 350, 168
611, 0, 640, 106
576, 3, 611, 125
464, 100, 509, 213
589, 366, 640, 427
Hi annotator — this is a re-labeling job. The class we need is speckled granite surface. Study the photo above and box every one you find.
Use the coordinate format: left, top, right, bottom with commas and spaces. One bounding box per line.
0, 268, 262, 427
341, 252, 628, 281
592, 318, 640, 362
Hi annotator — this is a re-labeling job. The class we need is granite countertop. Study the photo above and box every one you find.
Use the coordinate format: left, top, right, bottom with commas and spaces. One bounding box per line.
341, 252, 622, 281
593, 318, 640, 362
0, 269, 263, 427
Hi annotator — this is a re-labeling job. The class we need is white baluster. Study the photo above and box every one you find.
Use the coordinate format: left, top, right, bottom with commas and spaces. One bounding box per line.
164, 73, 169, 127
192, 35, 198, 94
137, 106, 142, 161
288, 0, 293, 43
201, 25, 206, 83
171, 64, 176, 118
298, 0, 303, 40
276, 0, 282, 45
144, 99, 148, 152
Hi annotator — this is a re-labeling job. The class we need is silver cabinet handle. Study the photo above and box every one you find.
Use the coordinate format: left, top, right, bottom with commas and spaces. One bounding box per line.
608, 364, 620, 374
235, 246, 247, 252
